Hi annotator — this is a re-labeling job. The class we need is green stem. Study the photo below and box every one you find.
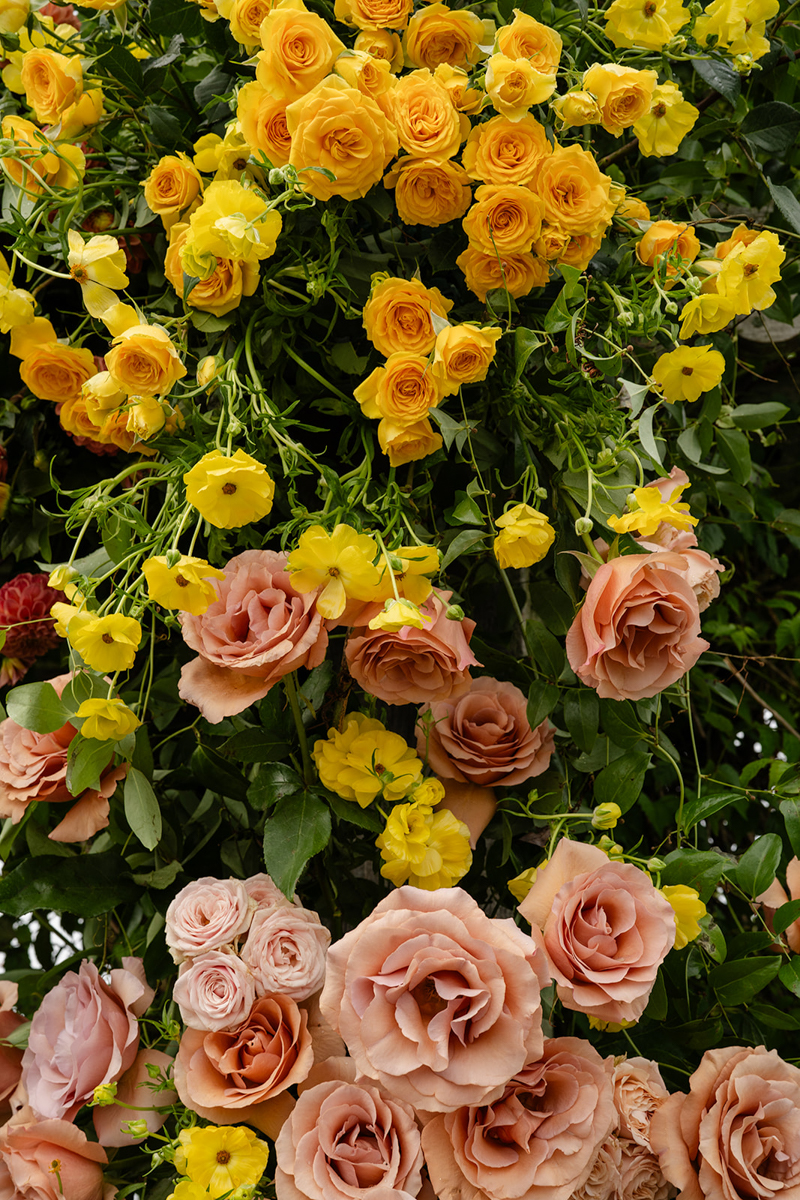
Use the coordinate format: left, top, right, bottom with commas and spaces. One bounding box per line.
284, 671, 313, 785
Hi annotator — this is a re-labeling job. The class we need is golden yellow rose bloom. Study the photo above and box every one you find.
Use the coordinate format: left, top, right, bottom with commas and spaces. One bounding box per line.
238, 82, 292, 166
20, 48, 82, 123
552, 90, 602, 128
256, 0, 345, 100
652, 345, 725, 404
485, 54, 557, 120
582, 63, 658, 136
143, 154, 204, 230
497, 10, 562, 72
432, 325, 503, 394
378, 417, 444, 467
363, 276, 453, 357
77, 698, 142, 742
403, 3, 487, 71
106, 324, 187, 397
383, 156, 472, 227
355, 352, 445, 427
388, 69, 469, 159
184, 449, 276, 530
13, 332, 97, 405
456, 247, 549, 301
462, 114, 552, 186
165, 223, 260, 317
533, 144, 615, 236
463, 184, 544, 255
494, 503, 555, 568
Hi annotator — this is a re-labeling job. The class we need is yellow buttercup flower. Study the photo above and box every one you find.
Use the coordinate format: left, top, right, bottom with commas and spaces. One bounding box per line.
652, 345, 725, 404
176, 1126, 269, 1199
661, 884, 706, 950
494, 503, 555, 569
143, 556, 226, 614
368, 598, 426, 632
68, 613, 142, 672
0, 268, 35, 334
67, 231, 129, 319
718, 231, 785, 316
508, 865, 538, 903
313, 712, 423, 807
373, 544, 440, 605
608, 483, 698, 539
0, 0, 29, 33
193, 127, 255, 181
168, 1184, 209, 1200
377, 800, 472, 889
76, 697, 141, 741
184, 179, 282, 271
679, 293, 737, 338
184, 449, 276, 530
603, 0, 689, 49
287, 524, 381, 619
51, 601, 82, 638
634, 81, 698, 157
695, 0, 777, 59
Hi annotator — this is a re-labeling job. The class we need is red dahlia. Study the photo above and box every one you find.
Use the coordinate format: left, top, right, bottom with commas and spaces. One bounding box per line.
0, 573, 67, 684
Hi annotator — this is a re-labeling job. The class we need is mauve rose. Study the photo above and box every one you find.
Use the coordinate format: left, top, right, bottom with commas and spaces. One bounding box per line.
21, 958, 154, 1123
173, 951, 256, 1032
345, 590, 480, 707
179, 549, 329, 723
571, 1133, 622, 1200
93, 1048, 177, 1148
618, 1140, 673, 1200
636, 540, 722, 614
0, 673, 127, 843
275, 1058, 424, 1200
651, 1046, 800, 1200
165, 877, 254, 964
518, 839, 675, 1025
241, 906, 331, 1002
417, 676, 554, 788
757, 858, 800, 954
0, 1115, 108, 1200
319, 885, 548, 1113
0, 983, 24, 1124
174, 994, 314, 1139
421, 1037, 615, 1200
613, 1058, 670, 1149
565, 553, 709, 702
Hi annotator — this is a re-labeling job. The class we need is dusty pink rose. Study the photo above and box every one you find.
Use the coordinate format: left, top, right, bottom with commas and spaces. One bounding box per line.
21, 958, 154, 1123
613, 1058, 670, 1149
519, 839, 676, 1024
179, 549, 329, 723
173, 950, 257, 1032
565, 552, 709, 702
275, 1058, 424, 1200
636, 541, 722, 613
0, 1115, 108, 1200
618, 1140, 673, 1200
345, 589, 480, 707
241, 906, 331, 1002
571, 1133, 622, 1200
0, 983, 24, 1124
319, 885, 548, 1113
93, 1048, 177, 1148
417, 676, 554, 787
421, 1037, 615, 1200
0, 673, 127, 842
757, 857, 800, 954
165, 876, 254, 963
651, 1046, 800, 1200
174, 993, 314, 1139
245, 872, 295, 910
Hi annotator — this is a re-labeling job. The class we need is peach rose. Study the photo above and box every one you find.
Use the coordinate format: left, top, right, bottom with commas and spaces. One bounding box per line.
93, 1048, 177, 1148
238, 82, 292, 166
178, 550, 329, 723
572, 1133, 622, 1200
345, 588, 480, 706
635, 221, 700, 274
0, 983, 24, 1124
421, 1037, 615, 1200
534, 145, 615, 235
582, 64, 657, 136
462, 185, 544, 255
245, 871, 296, 910
417, 676, 555, 787
335, 0, 412, 31
389, 69, 470, 159
456, 247, 549, 302
0, 1116, 107, 1200
650, 1046, 800, 1200
404, 3, 486, 70
22, 958, 153, 1122
637, 541, 723, 613
0, 672, 127, 843
618, 1140, 673, 1200
613, 1058, 670, 1148
431, 325, 502, 393
565, 551, 709, 701
20, 48, 82, 124
758, 857, 800, 954
355, 352, 444, 427
462, 114, 551, 185
173, 951, 257, 1032
275, 1059, 424, 1200
165, 876, 254, 963
378, 417, 444, 467
519, 839, 676, 1024
240, 905, 331, 1001
165, 223, 259, 317
319, 885, 548, 1113
256, 0, 345, 99
174, 994, 314, 1138
384, 156, 472, 227
363, 277, 453, 357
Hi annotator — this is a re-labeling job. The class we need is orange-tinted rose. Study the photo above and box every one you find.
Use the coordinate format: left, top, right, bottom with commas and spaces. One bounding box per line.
456, 246, 549, 301
389, 68, 470, 158
238, 80, 292, 165
363, 276, 453, 356
497, 8, 562, 72
404, 2, 486, 70
378, 417, 443, 466
10, 318, 96, 403
105, 324, 187, 396
355, 351, 444, 425
384, 156, 472, 226
636, 220, 700, 274
582, 63, 657, 136
462, 113, 551, 185
143, 153, 203, 229
463, 183, 544, 254
335, 0, 411, 30
165, 223, 260, 317
431, 324, 502, 392
20, 47, 82, 123
257, 0, 345, 99
533, 144, 615, 235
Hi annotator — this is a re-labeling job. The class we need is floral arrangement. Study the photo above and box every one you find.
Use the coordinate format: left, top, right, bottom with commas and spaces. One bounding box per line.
1, 0, 800, 1197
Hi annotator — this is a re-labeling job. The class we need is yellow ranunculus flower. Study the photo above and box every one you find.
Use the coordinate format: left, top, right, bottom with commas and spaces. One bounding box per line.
0, 268, 35, 334
485, 54, 556, 120
77, 697, 141, 741
372, 544, 439, 605
176, 1126, 269, 1199
634, 81, 698, 157
20, 48, 82, 124
552, 90, 602, 128
184, 179, 282, 267
288, 523, 381, 618
494, 503, 555, 569
377, 800, 472, 889
603, 0, 689, 49
313, 712, 424, 806
184, 449, 276, 530
608, 483, 698, 539
582, 63, 657, 137
719, 231, 786, 316
106, 324, 187, 397
67, 231, 129, 319
168, 1184, 209, 1200
679, 293, 737, 338
368, 598, 426, 631
142, 555, 226, 614
651, 344, 725, 404
51, 601, 82, 638
413, 778, 445, 805
661, 884, 706, 950
69, 613, 142, 673
0, 0, 30, 33
508, 865, 538, 903
587, 1015, 638, 1032
193, 127, 256, 182
695, 0, 777, 59
403, 3, 487, 71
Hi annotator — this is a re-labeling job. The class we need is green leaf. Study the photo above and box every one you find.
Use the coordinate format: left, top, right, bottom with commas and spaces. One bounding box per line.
643, 969, 667, 1021
60, 672, 108, 712
661, 848, 735, 899
638, 406, 664, 466
779, 957, 800, 997
543, 288, 572, 335
716, 428, 751, 485
766, 176, 800, 236
298, 662, 334, 720
514, 328, 543, 382
0, 852, 137, 917
730, 402, 789, 429
124, 768, 162, 851
6, 682, 73, 733
681, 790, 741, 832
593, 749, 651, 813
440, 529, 486, 572
194, 63, 234, 110
247, 763, 304, 811
527, 680, 560, 729
563, 691, 599, 754
263, 790, 331, 897
446, 494, 485, 526
619, 378, 649, 418
781, 798, 800, 857
774, 899, 800, 936
144, 104, 185, 151
330, 341, 368, 375
96, 43, 145, 98
325, 790, 383, 832
601, 699, 643, 748
749, 1002, 800, 1029
190, 745, 249, 801
223, 727, 293, 764
528, 582, 573, 636
65, 737, 114, 796
710, 957, 780, 1007
741, 103, 800, 154
693, 58, 740, 105
131, 860, 182, 889
523, 620, 565, 678
148, 0, 204, 36
773, 510, 800, 540
735, 833, 782, 897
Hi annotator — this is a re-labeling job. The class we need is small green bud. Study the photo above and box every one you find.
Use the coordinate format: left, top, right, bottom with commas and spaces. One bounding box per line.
597, 834, 624, 857
91, 1083, 117, 1107
124, 1119, 150, 1139
445, 603, 465, 621
165, 549, 182, 569
646, 857, 667, 872
575, 516, 593, 535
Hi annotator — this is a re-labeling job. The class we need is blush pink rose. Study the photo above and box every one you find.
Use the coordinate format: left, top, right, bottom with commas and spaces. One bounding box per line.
174, 993, 314, 1139
240, 906, 331, 1002
319, 885, 548, 1113
421, 1037, 615, 1200
613, 1058, 670, 1149
518, 839, 676, 1025
757, 857, 800, 954
275, 1058, 424, 1200
417, 676, 555, 787
565, 553, 709, 702
618, 1140, 673, 1200
345, 590, 480, 707
179, 549, 329, 723
0, 983, 24, 1124
0, 1115, 108, 1200
0, 673, 127, 843
650, 1046, 800, 1200
21, 958, 154, 1123
245, 872, 295, 910
173, 951, 257, 1032
165, 877, 254, 963
92, 1048, 177, 1148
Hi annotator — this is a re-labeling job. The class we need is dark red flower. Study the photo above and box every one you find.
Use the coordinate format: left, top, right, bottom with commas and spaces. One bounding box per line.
0, 574, 66, 685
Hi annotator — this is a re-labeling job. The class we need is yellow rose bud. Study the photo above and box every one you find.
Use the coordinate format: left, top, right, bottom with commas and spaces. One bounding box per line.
143, 154, 203, 231
552, 90, 602, 128
197, 355, 223, 391
508, 865, 538, 903
485, 54, 556, 120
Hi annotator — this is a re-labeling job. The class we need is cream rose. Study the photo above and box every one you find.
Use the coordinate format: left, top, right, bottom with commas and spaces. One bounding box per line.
173, 950, 257, 1032
165, 876, 254, 963
240, 905, 331, 1001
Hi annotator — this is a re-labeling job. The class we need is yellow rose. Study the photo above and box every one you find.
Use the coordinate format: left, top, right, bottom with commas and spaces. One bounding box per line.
19, 342, 97, 403
216, 0, 273, 43
433, 63, 483, 114
363, 276, 453, 357
58, 392, 107, 444
496, 9, 562, 72
20, 48, 82, 123
287, 75, 398, 201
378, 417, 443, 467
551, 90, 602, 127
633, 80, 699, 157
456, 247, 549, 301
0, 267, 35, 335
485, 54, 556, 119
389, 68, 470, 158
462, 183, 544, 255
143, 154, 203, 230
256, 0, 345, 100
335, 49, 396, 111
604, 0, 689, 50
354, 28, 404, 68
462, 113, 551, 185
383, 156, 471, 226
534, 223, 571, 261
1, 115, 84, 194
557, 230, 605, 270
237, 81, 291, 166
404, 3, 487, 71
355, 352, 444, 426
636, 220, 700, 274
582, 63, 657, 136
81, 371, 125, 423
533, 144, 615, 235
58, 87, 104, 139
105, 325, 188, 396
615, 194, 650, 223
715, 223, 761, 260
431, 324, 502, 394
336, 0, 411, 31
165, 223, 260, 317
